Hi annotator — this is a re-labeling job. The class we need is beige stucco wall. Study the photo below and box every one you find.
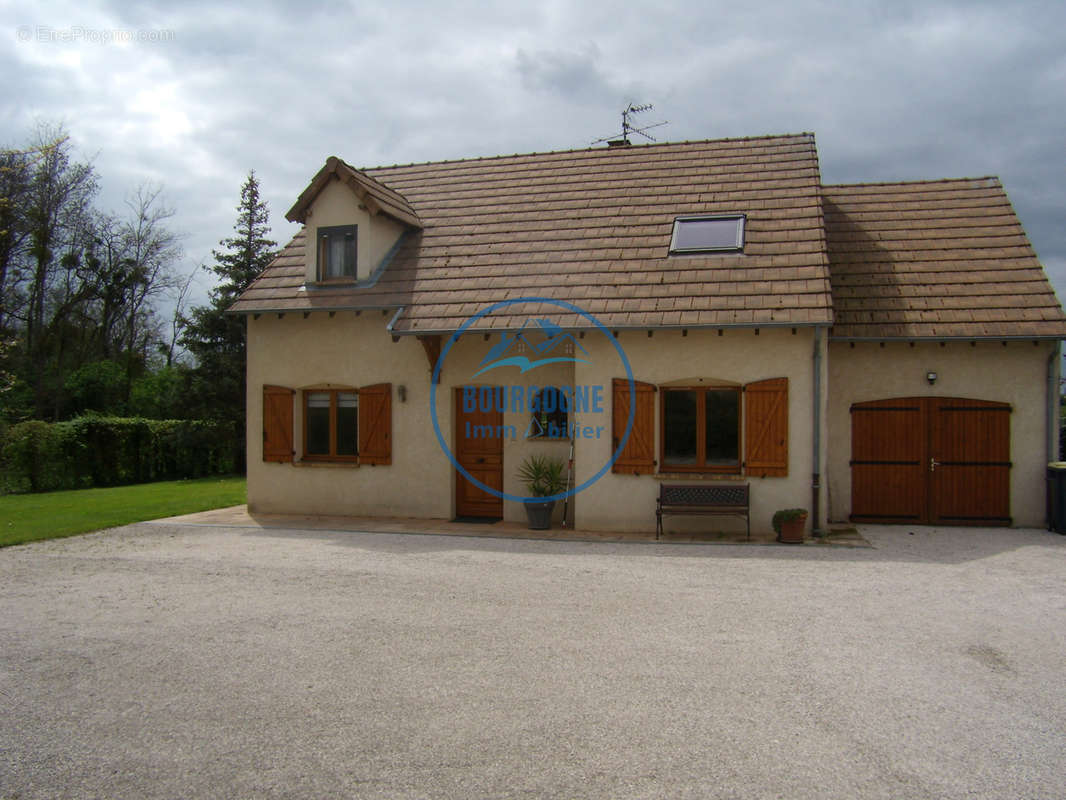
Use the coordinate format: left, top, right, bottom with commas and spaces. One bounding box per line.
246, 312, 571, 523
246, 317, 830, 533
247, 312, 450, 518
247, 312, 1055, 530
826, 340, 1056, 527
572, 327, 827, 535
301, 177, 406, 282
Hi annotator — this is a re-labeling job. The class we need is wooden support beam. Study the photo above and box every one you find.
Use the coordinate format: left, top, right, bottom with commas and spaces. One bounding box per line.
418, 335, 442, 384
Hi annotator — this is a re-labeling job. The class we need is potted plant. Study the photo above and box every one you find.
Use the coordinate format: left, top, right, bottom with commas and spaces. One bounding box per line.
772, 508, 808, 544
516, 454, 567, 530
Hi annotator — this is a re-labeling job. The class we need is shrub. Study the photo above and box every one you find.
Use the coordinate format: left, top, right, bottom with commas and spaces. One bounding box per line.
771, 508, 808, 534
516, 454, 567, 497
0, 416, 239, 494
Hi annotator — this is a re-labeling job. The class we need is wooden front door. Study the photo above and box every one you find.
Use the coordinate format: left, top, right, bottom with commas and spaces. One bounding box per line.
851, 397, 1011, 525
454, 387, 504, 519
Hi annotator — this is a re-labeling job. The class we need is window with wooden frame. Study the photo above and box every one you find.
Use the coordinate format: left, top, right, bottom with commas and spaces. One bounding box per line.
661, 386, 741, 472
610, 376, 788, 477
261, 383, 391, 465
304, 389, 359, 461
316, 224, 357, 281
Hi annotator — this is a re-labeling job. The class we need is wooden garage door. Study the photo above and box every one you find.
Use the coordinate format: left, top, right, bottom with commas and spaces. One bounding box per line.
851, 397, 1011, 525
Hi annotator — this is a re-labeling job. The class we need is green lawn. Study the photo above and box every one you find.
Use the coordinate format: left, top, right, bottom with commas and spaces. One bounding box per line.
0, 476, 246, 547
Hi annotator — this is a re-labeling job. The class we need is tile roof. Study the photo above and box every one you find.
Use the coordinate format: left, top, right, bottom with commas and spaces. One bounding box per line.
824, 178, 1066, 339
233, 134, 835, 332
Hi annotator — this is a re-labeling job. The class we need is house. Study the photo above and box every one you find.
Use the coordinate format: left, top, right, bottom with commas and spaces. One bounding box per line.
230, 133, 1066, 534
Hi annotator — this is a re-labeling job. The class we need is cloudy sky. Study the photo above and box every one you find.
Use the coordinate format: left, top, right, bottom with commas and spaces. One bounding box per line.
2, 0, 1064, 311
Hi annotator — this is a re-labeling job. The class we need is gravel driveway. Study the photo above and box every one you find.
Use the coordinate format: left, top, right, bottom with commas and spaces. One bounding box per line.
1, 521, 1064, 799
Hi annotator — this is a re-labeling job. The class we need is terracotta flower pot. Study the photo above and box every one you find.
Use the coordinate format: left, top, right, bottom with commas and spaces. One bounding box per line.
777, 515, 807, 544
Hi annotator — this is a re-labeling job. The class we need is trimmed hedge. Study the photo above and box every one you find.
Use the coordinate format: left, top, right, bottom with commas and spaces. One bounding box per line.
1, 416, 239, 494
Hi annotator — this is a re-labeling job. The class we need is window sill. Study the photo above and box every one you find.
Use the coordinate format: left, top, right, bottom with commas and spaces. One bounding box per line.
296, 458, 359, 468
667, 251, 746, 258
654, 472, 742, 481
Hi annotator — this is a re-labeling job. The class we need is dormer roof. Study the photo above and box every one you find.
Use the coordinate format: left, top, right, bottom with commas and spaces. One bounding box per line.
285, 156, 422, 229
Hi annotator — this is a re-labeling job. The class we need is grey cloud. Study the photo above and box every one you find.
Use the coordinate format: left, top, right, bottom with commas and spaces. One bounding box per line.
515, 44, 615, 100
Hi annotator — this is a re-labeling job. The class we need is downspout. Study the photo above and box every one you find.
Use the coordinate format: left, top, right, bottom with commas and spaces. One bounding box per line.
1048, 341, 1061, 464
386, 307, 406, 336
812, 327, 824, 536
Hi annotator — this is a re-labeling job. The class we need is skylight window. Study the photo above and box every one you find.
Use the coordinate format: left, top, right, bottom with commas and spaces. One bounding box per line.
670, 215, 746, 254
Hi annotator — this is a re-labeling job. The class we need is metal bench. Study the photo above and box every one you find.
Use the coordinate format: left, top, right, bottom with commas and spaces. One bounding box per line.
655, 483, 750, 540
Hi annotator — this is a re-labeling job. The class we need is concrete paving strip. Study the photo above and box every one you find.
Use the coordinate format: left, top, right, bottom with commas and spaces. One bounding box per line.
151, 505, 873, 547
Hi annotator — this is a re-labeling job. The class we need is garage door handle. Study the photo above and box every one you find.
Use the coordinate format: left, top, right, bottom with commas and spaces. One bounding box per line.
930, 457, 942, 472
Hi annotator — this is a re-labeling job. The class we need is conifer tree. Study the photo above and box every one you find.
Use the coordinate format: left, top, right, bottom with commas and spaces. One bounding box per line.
182, 171, 276, 469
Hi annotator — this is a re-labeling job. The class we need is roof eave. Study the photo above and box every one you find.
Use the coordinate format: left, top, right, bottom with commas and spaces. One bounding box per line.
391, 321, 833, 336
829, 334, 1066, 342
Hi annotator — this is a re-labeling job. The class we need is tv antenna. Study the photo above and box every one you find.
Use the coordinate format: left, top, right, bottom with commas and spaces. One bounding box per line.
591, 103, 669, 146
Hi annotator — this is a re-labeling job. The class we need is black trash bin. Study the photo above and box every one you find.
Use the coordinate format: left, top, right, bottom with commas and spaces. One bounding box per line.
1047, 463, 1066, 534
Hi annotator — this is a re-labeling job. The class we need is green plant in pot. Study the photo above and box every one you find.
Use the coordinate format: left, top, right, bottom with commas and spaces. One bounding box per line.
772, 508, 808, 544
516, 454, 566, 530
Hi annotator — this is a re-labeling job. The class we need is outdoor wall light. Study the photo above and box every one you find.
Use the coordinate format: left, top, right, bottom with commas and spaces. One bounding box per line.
926, 371, 938, 385
398, 385, 407, 403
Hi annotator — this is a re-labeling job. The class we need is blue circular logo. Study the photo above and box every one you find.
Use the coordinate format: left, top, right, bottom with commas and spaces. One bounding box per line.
429, 297, 635, 503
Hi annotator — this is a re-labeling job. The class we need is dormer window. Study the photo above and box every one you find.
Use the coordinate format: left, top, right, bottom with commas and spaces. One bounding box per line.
670, 215, 745, 254
317, 225, 357, 280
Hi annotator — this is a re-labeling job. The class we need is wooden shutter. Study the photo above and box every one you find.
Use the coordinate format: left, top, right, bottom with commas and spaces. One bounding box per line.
263, 385, 294, 463
611, 378, 655, 474
744, 377, 788, 477
358, 383, 392, 465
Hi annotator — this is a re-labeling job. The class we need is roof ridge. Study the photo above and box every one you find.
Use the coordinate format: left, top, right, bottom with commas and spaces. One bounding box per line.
336, 157, 410, 199
363, 132, 816, 172
824, 176, 1001, 190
